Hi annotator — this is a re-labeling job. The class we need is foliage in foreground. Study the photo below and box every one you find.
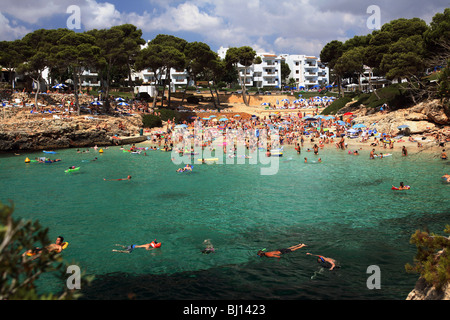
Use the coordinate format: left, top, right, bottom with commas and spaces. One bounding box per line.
0, 201, 91, 300
405, 225, 450, 290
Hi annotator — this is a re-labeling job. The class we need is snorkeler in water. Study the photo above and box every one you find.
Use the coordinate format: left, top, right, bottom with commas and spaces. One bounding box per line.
306, 253, 338, 270
112, 244, 136, 253
257, 243, 307, 259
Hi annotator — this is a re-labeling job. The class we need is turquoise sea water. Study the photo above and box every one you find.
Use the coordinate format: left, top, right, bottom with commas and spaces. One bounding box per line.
1, 145, 449, 300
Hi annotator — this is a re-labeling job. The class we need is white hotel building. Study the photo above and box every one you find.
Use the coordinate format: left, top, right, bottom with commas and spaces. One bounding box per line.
280, 54, 329, 89
218, 47, 329, 90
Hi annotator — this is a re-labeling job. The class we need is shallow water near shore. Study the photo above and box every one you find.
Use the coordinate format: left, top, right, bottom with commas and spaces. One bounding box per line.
1, 145, 449, 300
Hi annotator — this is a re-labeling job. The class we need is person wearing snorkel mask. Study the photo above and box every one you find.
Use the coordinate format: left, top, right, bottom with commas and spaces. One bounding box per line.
306, 253, 337, 270
257, 243, 307, 259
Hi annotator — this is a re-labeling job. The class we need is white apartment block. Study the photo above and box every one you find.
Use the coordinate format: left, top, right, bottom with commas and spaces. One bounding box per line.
280, 54, 329, 89
133, 68, 190, 87
218, 47, 329, 90
217, 47, 282, 89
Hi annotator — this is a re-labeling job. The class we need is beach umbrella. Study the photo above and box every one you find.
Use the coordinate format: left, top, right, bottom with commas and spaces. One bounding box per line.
234, 114, 241, 117
398, 125, 409, 129
219, 118, 229, 121
304, 117, 318, 121
91, 101, 103, 106
261, 102, 270, 106
209, 115, 216, 118
343, 112, 353, 116
348, 129, 358, 133
176, 124, 188, 128
336, 120, 346, 125
353, 123, 366, 129
281, 99, 289, 103
115, 97, 125, 102
117, 102, 129, 106
202, 118, 210, 120
52, 84, 65, 89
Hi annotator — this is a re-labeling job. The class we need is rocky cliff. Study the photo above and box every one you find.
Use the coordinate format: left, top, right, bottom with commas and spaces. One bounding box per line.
0, 111, 143, 152
406, 278, 450, 300
340, 99, 449, 136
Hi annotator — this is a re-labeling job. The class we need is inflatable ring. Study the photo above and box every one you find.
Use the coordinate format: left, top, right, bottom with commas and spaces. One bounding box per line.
151, 242, 161, 248
61, 242, 69, 250
392, 186, 410, 190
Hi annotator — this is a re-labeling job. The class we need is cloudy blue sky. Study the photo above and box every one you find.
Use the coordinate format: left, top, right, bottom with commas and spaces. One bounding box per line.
0, 0, 448, 56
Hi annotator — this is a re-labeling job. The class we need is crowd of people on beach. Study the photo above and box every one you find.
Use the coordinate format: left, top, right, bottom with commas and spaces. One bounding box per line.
146, 111, 449, 157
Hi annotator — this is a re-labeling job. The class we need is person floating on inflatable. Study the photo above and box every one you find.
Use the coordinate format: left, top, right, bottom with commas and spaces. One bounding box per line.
306, 252, 338, 270
442, 174, 450, 183
392, 182, 410, 190
23, 236, 68, 260
135, 240, 161, 251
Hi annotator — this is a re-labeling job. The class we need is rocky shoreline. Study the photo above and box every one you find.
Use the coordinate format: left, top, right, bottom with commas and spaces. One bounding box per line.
0, 109, 143, 152
339, 99, 450, 137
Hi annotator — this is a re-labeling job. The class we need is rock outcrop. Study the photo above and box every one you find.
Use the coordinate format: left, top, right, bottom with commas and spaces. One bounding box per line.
406, 278, 450, 300
0, 112, 143, 152
349, 99, 449, 136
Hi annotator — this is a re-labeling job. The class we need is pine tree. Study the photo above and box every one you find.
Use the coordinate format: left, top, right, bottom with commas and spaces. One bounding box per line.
405, 225, 450, 290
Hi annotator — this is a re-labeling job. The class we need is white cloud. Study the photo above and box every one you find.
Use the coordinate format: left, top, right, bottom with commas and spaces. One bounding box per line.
81, 0, 123, 29
0, 0, 73, 24
0, 12, 31, 40
145, 2, 222, 32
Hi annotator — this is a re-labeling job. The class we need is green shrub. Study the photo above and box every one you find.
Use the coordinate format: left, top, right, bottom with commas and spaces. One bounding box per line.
0, 201, 92, 300
187, 96, 200, 104
321, 96, 352, 115
142, 114, 162, 128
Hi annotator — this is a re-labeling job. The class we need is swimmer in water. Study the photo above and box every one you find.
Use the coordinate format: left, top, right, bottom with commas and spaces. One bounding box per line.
442, 174, 450, 183
113, 240, 160, 253
392, 182, 410, 190
306, 253, 337, 270
112, 244, 136, 253
134, 240, 160, 251
201, 239, 215, 254
257, 243, 307, 259
441, 149, 447, 160
104, 175, 132, 181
